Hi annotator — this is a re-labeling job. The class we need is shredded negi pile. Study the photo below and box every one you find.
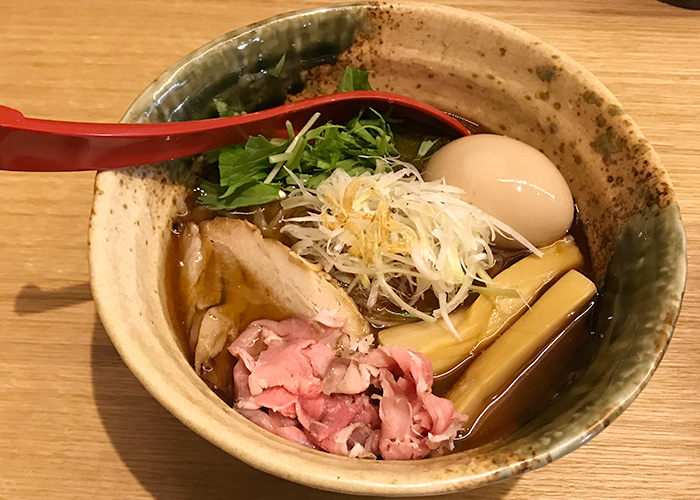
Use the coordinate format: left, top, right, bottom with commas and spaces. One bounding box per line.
281, 163, 537, 335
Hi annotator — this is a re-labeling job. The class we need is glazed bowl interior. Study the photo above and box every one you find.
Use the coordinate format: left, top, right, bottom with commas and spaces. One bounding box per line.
88, 2, 686, 496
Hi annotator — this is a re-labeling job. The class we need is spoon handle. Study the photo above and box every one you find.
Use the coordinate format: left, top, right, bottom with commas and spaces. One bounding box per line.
0, 105, 290, 172
0, 91, 469, 172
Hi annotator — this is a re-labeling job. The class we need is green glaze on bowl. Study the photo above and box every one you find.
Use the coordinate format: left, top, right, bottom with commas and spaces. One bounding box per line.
89, 2, 686, 495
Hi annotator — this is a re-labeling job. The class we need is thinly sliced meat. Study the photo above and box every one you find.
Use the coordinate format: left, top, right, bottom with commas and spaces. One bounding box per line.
320, 357, 375, 395
178, 223, 222, 350
250, 340, 335, 397
194, 305, 238, 404
194, 305, 236, 373
239, 408, 317, 449
200, 218, 369, 341
377, 379, 430, 461
228, 316, 465, 460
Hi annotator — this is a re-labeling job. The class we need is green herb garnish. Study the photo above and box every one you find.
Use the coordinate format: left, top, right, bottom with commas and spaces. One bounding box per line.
270, 54, 286, 78
197, 106, 399, 210
337, 66, 373, 92
415, 138, 440, 162
213, 98, 245, 118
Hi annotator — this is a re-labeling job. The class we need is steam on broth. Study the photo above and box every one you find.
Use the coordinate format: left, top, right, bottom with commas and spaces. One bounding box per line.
166, 67, 598, 460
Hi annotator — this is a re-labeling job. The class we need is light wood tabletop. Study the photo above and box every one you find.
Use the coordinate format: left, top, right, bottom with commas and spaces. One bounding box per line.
1, 0, 698, 498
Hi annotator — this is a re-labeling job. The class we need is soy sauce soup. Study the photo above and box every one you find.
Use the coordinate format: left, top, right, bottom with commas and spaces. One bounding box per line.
166, 106, 599, 453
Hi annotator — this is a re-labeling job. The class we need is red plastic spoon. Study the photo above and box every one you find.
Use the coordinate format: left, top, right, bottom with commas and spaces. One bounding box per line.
0, 91, 470, 172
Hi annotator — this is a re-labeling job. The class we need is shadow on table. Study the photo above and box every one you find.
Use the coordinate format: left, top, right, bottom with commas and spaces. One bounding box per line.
91, 316, 518, 500
14, 282, 92, 315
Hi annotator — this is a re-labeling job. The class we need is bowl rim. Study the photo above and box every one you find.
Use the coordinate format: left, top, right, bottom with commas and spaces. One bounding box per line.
89, 1, 687, 495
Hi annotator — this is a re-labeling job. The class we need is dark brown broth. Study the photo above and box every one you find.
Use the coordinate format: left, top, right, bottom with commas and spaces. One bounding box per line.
165, 117, 600, 454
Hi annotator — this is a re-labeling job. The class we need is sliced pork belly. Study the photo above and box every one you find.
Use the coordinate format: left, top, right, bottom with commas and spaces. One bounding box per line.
193, 305, 237, 404
200, 218, 370, 342
177, 223, 223, 351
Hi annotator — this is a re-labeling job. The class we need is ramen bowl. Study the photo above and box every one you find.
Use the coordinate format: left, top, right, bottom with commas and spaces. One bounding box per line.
88, 2, 686, 495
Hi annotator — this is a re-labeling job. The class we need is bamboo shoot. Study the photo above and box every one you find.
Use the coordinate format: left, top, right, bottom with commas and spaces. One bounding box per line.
377, 236, 584, 374
447, 270, 597, 425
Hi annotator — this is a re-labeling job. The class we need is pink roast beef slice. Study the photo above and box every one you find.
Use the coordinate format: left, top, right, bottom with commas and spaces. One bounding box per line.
229, 316, 466, 460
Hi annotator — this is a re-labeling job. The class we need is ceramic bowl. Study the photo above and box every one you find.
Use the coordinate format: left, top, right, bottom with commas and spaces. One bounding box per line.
88, 2, 686, 495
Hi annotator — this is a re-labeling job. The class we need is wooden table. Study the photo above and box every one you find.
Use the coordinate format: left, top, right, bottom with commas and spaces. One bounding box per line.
1, 0, 698, 498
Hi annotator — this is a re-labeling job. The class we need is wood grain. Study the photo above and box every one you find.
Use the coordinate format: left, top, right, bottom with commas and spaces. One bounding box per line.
1, 1, 699, 499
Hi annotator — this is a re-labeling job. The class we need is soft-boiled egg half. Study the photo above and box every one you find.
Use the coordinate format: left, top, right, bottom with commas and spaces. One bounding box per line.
424, 134, 574, 249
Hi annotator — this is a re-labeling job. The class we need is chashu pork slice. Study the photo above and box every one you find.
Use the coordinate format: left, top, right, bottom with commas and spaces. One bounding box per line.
178, 222, 223, 351
199, 217, 370, 341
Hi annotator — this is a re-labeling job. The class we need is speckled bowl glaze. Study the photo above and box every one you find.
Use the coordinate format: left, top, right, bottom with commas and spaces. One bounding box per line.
89, 2, 686, 495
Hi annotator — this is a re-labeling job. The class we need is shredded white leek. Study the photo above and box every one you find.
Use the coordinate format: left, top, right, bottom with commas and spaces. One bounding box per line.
280, 159, 539, 339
